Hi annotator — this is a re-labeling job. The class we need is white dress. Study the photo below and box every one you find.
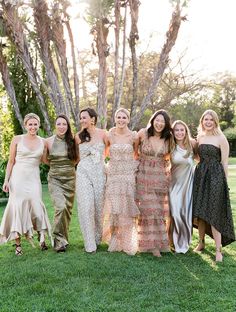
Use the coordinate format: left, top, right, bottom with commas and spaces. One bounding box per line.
76, 142, 105, 252
0, 135, 51, 244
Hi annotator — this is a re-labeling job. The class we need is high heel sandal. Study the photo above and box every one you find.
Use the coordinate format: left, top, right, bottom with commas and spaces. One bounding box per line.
193, 239, 205, 252
14, 244, 23, 256
215, 247, 223, 262
40, 242, 48, 251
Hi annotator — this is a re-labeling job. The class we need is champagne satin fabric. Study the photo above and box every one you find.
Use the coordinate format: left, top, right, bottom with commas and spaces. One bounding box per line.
169, 145, 195, 253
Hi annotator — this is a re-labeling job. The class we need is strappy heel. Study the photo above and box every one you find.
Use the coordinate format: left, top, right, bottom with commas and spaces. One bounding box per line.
193, 239, 205, 252
14, 244, 23, 256
40, 241, 48, 251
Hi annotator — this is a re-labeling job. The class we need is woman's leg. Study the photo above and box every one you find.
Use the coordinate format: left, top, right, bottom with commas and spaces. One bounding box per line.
15, 236, 23, 256
211, 225, 223, 262
194, 218, 206, 252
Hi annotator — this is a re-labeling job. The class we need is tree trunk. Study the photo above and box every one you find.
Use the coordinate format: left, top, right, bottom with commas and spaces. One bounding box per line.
33, 0, 66, 116
1, 2, 52, 134
128, 0, 140, 121
51, 2, 79, 128
130, 2, 183, 129
0, 44, 24, 131
111, 0, 121, 125
64, 16, 80, 129
95, 19, 109, 129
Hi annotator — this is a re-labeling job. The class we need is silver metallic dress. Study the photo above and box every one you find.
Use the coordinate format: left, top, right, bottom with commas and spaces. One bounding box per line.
169, 145, 195, 253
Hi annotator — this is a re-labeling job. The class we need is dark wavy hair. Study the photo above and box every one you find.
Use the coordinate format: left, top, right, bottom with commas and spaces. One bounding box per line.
56, 114, 77, 161
79, 108, 98, 143
147, 109, 172, 140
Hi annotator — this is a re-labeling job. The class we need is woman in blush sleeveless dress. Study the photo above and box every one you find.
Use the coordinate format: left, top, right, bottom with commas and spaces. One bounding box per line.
169, 120, 196, 254
136, 110, 172, 257
103, 108, 140, 255
192, 110, 235, 262
45, 114, 77, 252
0, 113, 51, 256
75, 108, 108, 253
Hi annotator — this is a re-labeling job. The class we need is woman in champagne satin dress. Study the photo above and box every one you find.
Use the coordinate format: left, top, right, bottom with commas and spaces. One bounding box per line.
45, 114, 77, 252
169, 120, 196, 253
75, 108, 108, 253
0, 113, 51, 256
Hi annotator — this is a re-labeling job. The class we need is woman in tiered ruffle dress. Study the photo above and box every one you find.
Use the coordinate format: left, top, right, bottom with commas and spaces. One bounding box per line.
103, 108, 140, 255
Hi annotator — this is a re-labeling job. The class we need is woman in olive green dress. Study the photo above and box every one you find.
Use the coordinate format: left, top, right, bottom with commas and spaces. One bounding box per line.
45, 114, 78, 252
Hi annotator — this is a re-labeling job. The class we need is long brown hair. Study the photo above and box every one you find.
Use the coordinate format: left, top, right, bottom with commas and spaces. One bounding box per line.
56, 114, 77, 161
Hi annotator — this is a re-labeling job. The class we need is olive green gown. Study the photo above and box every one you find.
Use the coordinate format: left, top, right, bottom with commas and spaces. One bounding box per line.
48, 135, 76, 251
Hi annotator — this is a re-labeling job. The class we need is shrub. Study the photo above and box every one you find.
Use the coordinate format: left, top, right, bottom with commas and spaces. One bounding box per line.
0, 160, 8, 199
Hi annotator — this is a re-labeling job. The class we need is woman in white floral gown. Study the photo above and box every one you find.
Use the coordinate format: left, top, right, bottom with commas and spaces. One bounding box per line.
75, 108, 108, 253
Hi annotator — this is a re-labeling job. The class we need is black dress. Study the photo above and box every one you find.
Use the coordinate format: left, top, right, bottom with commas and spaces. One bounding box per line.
193, 144, 235, 247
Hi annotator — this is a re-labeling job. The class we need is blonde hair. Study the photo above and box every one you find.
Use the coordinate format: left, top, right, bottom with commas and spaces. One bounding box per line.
170, 120, 193, 157
24, 113, 40, 126
198, 109, 222, 137
114, 108, 130, 120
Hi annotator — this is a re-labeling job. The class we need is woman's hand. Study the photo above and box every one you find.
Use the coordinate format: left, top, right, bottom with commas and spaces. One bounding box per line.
2, 181, 10, 193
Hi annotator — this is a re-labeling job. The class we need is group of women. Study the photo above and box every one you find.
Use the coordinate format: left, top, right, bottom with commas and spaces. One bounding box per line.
0, 108, 235, 262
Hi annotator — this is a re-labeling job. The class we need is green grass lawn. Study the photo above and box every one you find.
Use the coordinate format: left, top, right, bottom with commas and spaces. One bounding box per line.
229, 157, 236, 165
0, 169, 236, 312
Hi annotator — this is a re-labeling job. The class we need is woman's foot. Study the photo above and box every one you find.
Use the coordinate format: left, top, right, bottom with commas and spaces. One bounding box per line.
152, 249, 162, 257
40, 241, 48, 251
15, 244, 23, 256
215, 247, 223, 262
193, 239, 205, 252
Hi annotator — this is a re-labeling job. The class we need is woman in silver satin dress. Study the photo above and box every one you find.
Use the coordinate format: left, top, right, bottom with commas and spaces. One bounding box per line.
75, 108, 108, 253
169, 120, 196, 253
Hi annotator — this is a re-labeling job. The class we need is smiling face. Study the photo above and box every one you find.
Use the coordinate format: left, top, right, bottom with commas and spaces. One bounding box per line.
56, 117, 68, 137
173, 123, 186, 143
153, 114, 165, 134
202, 113, 216, 132
25, 118, 40, 136
80, 111, 94, 129
115, 111, 129, 129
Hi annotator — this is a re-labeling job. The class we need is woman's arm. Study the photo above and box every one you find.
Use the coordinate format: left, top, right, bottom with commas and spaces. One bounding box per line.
3, 136, 18, 192
41, 138, 50, 165
220, 135, 229, 178
103, 130, 110, 158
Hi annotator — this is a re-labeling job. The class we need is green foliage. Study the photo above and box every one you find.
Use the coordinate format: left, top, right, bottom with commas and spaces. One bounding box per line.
224, 127, 236, 140
85, 0, 114, 22
0, 108, 15, 160
0, 160, 8, 199
40, 164, 49, 184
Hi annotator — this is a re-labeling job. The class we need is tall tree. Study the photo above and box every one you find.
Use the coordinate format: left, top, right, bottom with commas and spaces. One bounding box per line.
87, 0, 113, 128
130, 1, 186, 129
0, 43, 24, 131
128, 0, 140, 121
0, 1, 52, 134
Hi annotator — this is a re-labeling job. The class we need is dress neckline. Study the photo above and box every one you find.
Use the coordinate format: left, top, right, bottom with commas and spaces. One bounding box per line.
199, 143, 220, 150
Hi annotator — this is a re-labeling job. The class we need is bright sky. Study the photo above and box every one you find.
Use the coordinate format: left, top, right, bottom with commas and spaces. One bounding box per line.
71, 0, 236, 78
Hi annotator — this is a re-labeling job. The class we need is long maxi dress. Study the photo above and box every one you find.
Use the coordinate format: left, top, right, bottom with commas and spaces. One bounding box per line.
193, 144, 235, 246
0, 135, 51, 244
136, 132, 170, 254
169, 145, 195, 253
103, 129, 140, 255
48, 135, 76, 251
76, 142, 106, 252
